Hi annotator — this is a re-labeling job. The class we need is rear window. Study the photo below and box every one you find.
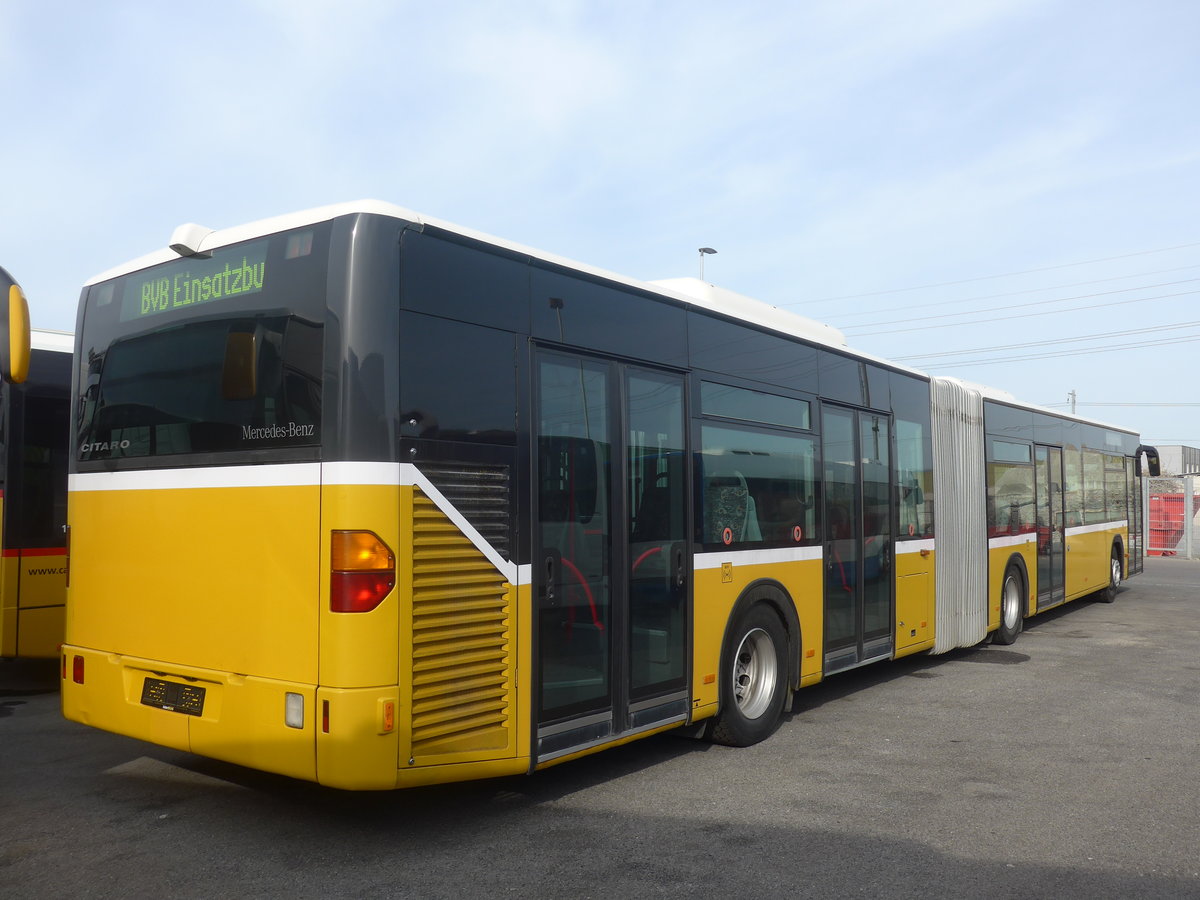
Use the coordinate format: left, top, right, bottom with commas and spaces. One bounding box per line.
76, 224, 329, 463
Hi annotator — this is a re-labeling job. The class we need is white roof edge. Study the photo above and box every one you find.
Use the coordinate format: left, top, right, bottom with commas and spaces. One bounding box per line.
83, 200, 422, 286
648, 277, 851, 351
646, 279, 926, 376
79, 199, 927, 374
32, 328, 73, 353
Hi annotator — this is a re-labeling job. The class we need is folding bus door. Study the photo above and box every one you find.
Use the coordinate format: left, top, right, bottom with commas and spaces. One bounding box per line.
1035, 445, 1066, 609
534, 352, 689, 762
821, 404, 892, 674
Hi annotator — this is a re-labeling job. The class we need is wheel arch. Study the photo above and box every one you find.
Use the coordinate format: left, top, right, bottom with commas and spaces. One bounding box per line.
720, 579, 803, 694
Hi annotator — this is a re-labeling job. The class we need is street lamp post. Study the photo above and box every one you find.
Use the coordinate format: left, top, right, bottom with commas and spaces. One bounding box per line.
699, 247, 716, 282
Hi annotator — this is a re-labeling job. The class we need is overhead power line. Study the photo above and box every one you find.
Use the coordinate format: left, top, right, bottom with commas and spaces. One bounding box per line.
804, 239, 1200, 305
797, 262, 1200, 320
1075, 402, 1200, 408
842, 278, 1200, 334
919, 332, 1200, 370
847, 288, 1200, 338
893, 319, 1200, 362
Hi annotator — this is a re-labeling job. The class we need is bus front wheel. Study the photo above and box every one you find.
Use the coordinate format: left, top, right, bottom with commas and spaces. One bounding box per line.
994, 566, 1024, 645
707, 604, 788, 747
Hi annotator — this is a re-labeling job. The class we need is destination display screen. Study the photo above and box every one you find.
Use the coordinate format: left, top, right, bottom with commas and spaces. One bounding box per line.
120, 240, 269, 322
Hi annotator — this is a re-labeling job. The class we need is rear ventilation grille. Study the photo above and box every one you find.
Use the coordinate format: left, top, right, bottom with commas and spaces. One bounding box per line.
410, 488, 512, 757
420, 462, 511, 559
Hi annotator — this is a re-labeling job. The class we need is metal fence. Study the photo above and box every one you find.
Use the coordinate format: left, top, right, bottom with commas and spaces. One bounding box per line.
1147, 475, 1200, 559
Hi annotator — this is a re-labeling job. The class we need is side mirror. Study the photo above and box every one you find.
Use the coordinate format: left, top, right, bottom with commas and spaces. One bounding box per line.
0, 265, 31, 384
1136, 445, 1160, 477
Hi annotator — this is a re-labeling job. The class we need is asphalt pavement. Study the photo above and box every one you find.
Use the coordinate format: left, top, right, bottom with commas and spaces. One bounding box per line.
2, 558, 1198, 899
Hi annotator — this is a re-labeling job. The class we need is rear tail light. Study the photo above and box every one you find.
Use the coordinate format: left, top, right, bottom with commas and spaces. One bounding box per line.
330, 530, 395, 613
72, 655, 84, 684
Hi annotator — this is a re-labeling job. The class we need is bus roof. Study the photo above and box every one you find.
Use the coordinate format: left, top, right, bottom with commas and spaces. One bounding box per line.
82, 201, 882, 359
937, 375, 1137, 437
81, 200, 1140, 437
32, 328, 73, 354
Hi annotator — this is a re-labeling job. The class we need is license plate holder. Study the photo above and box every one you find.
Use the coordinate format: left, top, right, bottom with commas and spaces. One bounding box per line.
141, 677, 206, 716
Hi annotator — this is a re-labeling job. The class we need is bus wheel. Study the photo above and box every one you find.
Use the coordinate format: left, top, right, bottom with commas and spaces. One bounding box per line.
708, 605, 788, 747
1099, 548, 1122, 603
994, 566, 1024, 645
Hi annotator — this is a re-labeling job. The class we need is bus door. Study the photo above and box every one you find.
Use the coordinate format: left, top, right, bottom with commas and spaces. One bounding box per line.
534, 352, 689, 761
1035, 445, 1066, 609
1126, 457, 1143, 576
821, 404, 892, 674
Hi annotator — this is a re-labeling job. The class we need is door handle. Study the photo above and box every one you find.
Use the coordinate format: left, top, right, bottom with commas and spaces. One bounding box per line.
674, 546, 686, 588
544, 555, 557, 605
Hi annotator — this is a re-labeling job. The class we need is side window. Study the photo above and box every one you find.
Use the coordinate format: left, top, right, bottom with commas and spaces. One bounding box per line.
14, 395, 69, 548
7, 349, 71, 550
699, 423, 817, 548
399, 311, 517, 445
987, 439, 1034, 537
896, 418, 934, 539
891, 372, 934, 541
1083, 450, 1106, 526
1104, 454, 1127, 524
700, 381, 810, 429
1063, 447, 1083, 528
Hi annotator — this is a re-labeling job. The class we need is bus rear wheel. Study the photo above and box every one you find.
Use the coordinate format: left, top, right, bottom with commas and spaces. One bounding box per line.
1099, 548, 1122, 603
707, 604, 788, 747
994, 566, 1024, 645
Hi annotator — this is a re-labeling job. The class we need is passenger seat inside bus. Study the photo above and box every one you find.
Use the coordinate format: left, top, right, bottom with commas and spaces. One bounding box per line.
704, 471, 762, 543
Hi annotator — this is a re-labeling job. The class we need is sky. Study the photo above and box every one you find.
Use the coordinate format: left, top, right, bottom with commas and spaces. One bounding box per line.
2, 0, 1198, 447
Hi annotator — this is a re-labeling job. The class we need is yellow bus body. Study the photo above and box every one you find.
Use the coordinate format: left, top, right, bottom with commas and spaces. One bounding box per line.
63, 471, 325, 781
1064, 523, 1127, 600
986, 536, 1037, 626
0, 548, 68, 658
984, 523, 1128, 625
65, 467, 1132, 789
63, 469, 541, 790
692, 551, 824, 714
894, 544, 936, 656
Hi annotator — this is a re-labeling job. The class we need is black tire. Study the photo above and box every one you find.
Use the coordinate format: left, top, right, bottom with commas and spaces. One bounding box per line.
1098, 548, 1122, 603
993, 565, 1024, 645
707, 604, 789, 747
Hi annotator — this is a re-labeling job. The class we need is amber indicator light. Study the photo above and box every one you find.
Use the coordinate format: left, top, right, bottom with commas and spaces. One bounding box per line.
330, 530, 396, 613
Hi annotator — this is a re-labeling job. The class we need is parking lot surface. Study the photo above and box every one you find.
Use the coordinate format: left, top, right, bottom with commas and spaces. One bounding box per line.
2, 559, 1198, 899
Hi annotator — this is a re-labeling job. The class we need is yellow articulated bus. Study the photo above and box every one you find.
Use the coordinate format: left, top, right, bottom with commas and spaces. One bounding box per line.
0, 266, 71, 660
60, 203, 1159, 789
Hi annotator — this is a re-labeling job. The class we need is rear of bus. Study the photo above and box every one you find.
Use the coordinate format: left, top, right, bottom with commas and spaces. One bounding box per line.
61, 209, 420, 788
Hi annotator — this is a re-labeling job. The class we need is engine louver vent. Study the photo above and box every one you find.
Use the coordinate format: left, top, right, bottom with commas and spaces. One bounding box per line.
410, 488, 512, 758
419, 462, 511, 559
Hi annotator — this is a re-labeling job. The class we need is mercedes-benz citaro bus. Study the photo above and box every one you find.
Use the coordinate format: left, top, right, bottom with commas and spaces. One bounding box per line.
60, 202, 1159, 790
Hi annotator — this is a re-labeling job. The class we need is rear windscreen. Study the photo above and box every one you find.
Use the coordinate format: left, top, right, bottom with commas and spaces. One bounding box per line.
76, 223, 330, 463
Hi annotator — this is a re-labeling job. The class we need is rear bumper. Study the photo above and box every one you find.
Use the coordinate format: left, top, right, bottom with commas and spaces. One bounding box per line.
60, 645, 403, 789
